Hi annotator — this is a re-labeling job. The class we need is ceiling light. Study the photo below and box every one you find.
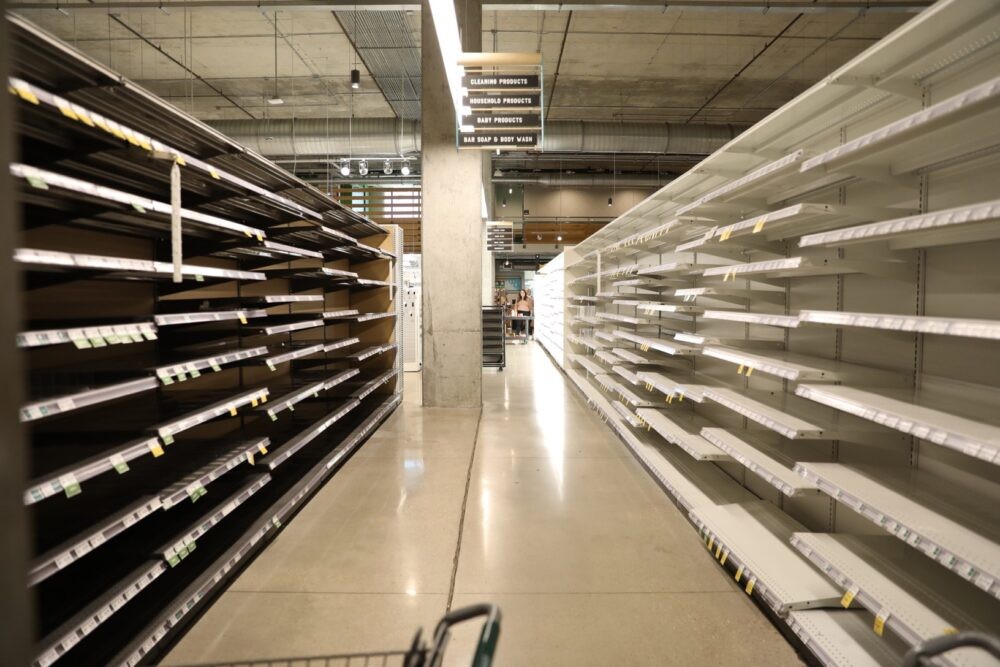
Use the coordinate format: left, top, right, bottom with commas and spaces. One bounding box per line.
340, 161, 350, 176
267, 97, 284, 105
608, 197, 613, 207
351, 69, 361, 90
508, 187, 513, 194
493, 168, 503, 177
358, 159, 369, 176
383, 159, 393, 175
557, 235, 563, 242
536, 234, 542, 241
401, 163, 411, 176
502, 199, 507, 208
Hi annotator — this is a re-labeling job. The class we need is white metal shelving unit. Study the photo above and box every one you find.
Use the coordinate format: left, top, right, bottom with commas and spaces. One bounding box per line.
551, 2, 1000, 663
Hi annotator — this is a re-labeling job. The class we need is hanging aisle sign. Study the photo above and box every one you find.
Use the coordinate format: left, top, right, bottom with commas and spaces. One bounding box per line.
486, 221, 514, 252
457, 52, 543, 151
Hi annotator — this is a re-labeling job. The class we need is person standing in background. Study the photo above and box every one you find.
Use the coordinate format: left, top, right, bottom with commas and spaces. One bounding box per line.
525, 289, 535, 337
514, 288, 532, 337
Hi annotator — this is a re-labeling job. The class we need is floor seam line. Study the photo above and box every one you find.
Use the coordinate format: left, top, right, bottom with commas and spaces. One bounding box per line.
445, 404, 483, 613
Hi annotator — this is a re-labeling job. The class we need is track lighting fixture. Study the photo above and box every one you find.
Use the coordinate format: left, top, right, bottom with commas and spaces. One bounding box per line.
358, 159, 369, 176
608, 197, 613, 207
340, 161, 351, 176
400, 163, 411, 176
383, 160, 393, 175
351, 69, 361, 90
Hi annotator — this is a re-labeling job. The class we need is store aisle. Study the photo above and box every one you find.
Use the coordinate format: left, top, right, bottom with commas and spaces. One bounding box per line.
163, 345, 803, 666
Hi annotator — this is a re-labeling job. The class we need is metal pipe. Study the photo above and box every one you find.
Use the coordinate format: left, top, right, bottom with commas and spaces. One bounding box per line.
7, 0, 933, 11
210, 117, 743, 158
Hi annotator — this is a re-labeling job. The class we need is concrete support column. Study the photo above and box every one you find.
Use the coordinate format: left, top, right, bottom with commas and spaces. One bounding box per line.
421, 0, 484, 407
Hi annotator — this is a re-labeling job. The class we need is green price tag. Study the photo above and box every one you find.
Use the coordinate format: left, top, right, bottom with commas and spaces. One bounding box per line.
26, 175, 49, 190
131, 202, 146, 214
168, 554, 181, 567
190, 368, 201, 378
72, 337, 92, 349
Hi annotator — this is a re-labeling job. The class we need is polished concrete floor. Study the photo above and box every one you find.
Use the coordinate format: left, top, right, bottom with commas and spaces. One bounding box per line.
163, 344, 804, 666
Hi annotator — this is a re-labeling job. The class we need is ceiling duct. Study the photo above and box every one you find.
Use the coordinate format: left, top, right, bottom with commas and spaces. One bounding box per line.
210, 118, 743, 158
494, 173, 668, 187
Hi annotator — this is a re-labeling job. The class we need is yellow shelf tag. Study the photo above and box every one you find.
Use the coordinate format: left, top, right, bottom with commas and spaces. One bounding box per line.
735, 564, 744, 582
238, 312, 248, 324
707, 535, 715, 550
229, 406, 238, 417
14, 82, 40, 105
841, 585, 859, 608
57, 102, 79, 121
715, 544, 722, 559
737, 364, 745, 375
246, 451, 255, 466
753, 218, 766, 234
149, 441, 165, 458
258, 442, 268, 455
745, 366, 754, 377
209, 167, 220, 179
873, 609, 890, 637
720, 549, 729, 566
250, 398, 258, 408
745, 577, 756, 595
255, 232, 264, 242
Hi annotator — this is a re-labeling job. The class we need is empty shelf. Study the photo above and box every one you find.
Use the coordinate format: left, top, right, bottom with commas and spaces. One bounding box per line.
263, 344, 325, 369
21, 377, 159, 423
703, 310, 800, 329
635, 409, 727, 461
266, 400, 362, 471
791, 533, 1000, 667
155, 310, 267, 327
798, 199, 1000, 251
594, 374, 656, 408
595, 350, 620, 366
798, 310, 1000, 341
699, 429, 821, 497
258, 381, 326, 420
795, 384, 999, 465
571, 355, 605, 377
11, 163, 266, 239
614, 331, 699, 357
350, 370, 399, 400
702, 387, 830, 439
786, 609, 903, 667
156, 347, 267, 383
151, 387, 270, 442
702, 346, 888, 383
636, 261, 703, 277
702, 256, 910, 280
596, 312, 654, 325
612, 348, 677, 367
18, 322, 157, 349
712, 203, 896, 241
800, 74, 1000, 177
690, 501, 841, 613
612, 401, 644, 428
612, 365, 641, 386
795, 463, 1000, 601
23, 434, 162, 505
15, 248, 265, 282
37, 561, 170, 667
157, 475, 272, 566
261, 319, 325, 335
322, 309, 361, 319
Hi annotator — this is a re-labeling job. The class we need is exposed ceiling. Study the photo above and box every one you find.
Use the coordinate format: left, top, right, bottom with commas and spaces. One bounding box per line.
13, 2, 916, 125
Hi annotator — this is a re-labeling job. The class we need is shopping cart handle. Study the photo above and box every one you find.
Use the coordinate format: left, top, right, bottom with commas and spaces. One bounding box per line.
903, 631, 1000, 667
430, 603, 502, 667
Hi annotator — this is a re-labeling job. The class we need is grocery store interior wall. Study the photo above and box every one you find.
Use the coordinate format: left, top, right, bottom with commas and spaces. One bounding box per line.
523, 185, 656, 219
